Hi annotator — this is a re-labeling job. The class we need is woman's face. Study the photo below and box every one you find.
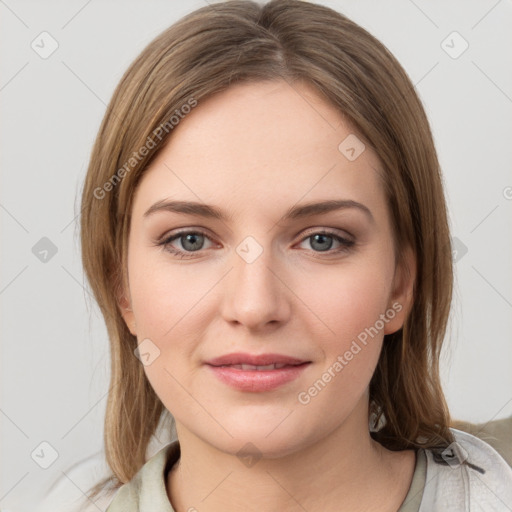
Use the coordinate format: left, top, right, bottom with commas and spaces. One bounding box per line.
120, 79, 415, 458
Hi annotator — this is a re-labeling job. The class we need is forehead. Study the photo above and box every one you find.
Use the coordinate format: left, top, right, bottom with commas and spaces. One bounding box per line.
132, 80, 386, 220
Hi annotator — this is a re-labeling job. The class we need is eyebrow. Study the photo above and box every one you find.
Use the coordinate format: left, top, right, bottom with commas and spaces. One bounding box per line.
143, 199, 374, 224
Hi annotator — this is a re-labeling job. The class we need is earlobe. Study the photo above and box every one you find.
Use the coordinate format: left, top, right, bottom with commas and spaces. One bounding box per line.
118, 288, 137, 336
384, 245, 416, 336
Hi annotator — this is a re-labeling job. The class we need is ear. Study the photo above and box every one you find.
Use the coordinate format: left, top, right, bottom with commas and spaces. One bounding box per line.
384, 244, 416, 335
117, 283, 137, 336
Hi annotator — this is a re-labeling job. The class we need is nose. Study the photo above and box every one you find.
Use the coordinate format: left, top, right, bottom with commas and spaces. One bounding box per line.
221, 242, 291, 331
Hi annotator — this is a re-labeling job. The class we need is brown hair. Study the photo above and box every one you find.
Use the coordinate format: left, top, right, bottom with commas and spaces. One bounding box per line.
80, 0, 454, 499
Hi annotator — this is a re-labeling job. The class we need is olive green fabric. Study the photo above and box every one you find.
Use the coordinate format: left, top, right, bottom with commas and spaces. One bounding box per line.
397, 449, 426, 511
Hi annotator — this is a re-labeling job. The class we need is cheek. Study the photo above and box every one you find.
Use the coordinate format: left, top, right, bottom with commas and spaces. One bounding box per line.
291, 266, 392, 428
127, 248, 212, 392
297, 259, 394, 348
128, 247, 203, 338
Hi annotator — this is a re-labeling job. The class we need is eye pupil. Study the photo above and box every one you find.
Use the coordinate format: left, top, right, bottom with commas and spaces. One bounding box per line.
311, 234, 333, 252
182, 233, 204, 251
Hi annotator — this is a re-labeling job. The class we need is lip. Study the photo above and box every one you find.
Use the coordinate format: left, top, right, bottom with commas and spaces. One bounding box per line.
205, 352, 311, 392
206, 352, 308, 366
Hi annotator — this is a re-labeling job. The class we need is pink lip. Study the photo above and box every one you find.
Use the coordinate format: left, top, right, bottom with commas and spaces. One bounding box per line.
205, 352, 311, 392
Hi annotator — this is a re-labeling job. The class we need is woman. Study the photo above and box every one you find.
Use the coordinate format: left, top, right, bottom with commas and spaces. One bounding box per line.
79, 0, 512, 510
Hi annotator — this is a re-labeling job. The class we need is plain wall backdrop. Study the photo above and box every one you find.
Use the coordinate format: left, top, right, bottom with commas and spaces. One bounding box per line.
1, 0, 511, 510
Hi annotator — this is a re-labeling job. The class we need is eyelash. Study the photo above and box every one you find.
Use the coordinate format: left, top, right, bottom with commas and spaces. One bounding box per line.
156, 229, 355, 259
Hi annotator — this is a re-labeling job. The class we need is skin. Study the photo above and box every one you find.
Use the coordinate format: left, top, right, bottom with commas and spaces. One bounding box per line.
120, 79, 417, 511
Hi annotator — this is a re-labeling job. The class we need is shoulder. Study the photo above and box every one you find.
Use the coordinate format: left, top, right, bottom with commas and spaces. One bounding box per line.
34, 441, 179, 512
419, 427, 512, 511
105, 441, 180, 512
33, 451, 117, 512
451, 415, 512, 467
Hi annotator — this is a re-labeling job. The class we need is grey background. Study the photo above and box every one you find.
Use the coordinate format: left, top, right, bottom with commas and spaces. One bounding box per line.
1, 0, 511, 510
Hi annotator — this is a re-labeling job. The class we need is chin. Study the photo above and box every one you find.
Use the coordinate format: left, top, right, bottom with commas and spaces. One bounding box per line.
218, 432, 310, 460
197, 413, 320, 460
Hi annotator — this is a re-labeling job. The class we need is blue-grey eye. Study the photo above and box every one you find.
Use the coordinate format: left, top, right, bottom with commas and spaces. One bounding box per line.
179, 232, 205, 251
309, 233, 334, 252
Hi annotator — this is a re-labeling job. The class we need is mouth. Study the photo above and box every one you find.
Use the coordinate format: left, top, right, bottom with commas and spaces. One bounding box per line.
206, 352, 309, 367
205, 353, 311, 392
219, 363, 298, 371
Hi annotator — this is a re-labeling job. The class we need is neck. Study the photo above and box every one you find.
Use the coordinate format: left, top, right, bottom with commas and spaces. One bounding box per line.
166, 403, 415, 512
